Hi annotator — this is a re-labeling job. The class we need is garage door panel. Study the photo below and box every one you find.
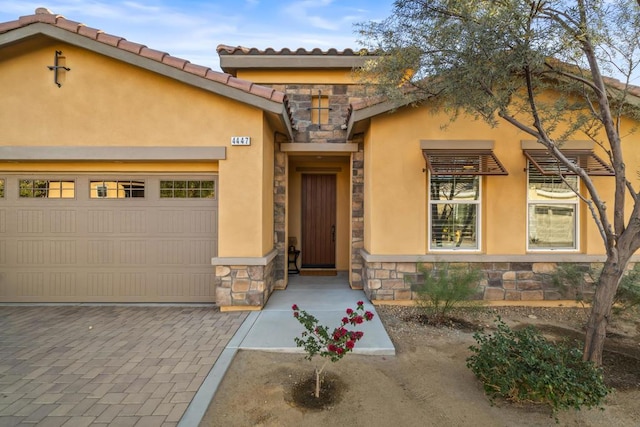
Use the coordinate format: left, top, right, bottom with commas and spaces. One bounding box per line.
17, 240, 45, 264
49, 240, 77, 264
157, 210, 185, 233
158, 240, 185, 264
189, 240, 213, 264
1, 175, 218, 303
87, 240, 115, 264
119, 210, 147, 234
50, 210, 77, 233
87, 272, 115, 296
88, 210, 115, 233
190, 210, 216, 234
50, 272, 78, 296
120, 240, 147, 264
0, 209, 6, 233
158, 273, 186, 296
15, 272, 44, 296
0, 240, 6, 264
118, 273, 147, 296
18, 210, 44, 233
190, 273, 215, 297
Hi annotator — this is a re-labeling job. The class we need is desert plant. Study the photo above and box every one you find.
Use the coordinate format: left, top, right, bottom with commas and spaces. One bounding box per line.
614, 264, 640, 314
292, 302, 374, 398
552, 263, 640, 315
466, 318, 609, 419
551, 263, 595, 304
412, 263, 481, 323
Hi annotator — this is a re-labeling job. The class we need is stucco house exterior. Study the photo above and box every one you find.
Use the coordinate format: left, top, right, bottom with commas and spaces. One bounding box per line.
1, 8, 639, 309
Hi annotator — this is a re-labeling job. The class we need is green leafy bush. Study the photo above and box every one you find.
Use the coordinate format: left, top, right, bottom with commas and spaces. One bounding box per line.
412, 263, 481, 322
550, 263, 599, 305
466, 319, 609, 418
552, 262, 640, 314
615, 264, 640, 314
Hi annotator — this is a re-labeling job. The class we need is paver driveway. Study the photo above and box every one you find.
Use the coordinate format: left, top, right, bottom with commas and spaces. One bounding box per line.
0, 306, 248, 426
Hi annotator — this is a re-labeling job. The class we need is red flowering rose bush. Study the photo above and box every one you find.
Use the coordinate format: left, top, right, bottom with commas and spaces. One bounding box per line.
292, 301, 374, 398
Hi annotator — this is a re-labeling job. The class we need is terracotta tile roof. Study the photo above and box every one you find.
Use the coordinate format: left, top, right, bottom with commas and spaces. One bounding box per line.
348, 74, 640, 114
216, 45, 372, 57
0, 8, 293, 126
345, 72, 640, 138
603, 76, 640, 98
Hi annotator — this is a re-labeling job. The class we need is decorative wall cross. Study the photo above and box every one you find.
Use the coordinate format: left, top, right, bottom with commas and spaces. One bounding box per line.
47, 50, 71, 87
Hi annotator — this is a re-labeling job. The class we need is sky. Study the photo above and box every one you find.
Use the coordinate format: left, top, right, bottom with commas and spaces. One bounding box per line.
0, 1, 394, 71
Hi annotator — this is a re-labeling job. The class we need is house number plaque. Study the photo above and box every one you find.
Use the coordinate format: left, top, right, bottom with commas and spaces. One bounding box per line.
231, 136, 251, 146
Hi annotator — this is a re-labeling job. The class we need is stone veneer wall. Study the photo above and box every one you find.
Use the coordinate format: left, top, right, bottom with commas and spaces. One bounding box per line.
362, 261, 612, 302
274, 138, 287, 289
214, 257, 276, 308
350, 139, 365, 289
269, 84, 369, 142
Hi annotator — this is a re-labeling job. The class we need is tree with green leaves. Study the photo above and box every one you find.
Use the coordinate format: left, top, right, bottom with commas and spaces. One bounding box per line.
357, 0, 640, 366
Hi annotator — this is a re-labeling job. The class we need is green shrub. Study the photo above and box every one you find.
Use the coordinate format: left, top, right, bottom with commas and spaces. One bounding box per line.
615, 264, 640, 314
551, 263, 594, 303
466, 319, 609, 418
552, 262, 640, 315
412, 262, 481, 322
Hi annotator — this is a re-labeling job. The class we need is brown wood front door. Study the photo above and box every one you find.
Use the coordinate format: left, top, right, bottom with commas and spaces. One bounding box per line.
301, 174, 336, 268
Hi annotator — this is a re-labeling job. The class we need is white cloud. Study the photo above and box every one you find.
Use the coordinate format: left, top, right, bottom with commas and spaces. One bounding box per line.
283, 0, 339, 30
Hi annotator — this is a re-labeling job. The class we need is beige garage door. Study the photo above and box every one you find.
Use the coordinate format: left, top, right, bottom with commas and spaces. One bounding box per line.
0, 174, 218, 303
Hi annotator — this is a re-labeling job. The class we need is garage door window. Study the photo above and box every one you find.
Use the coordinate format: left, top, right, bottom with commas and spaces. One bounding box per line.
19, 179, 75, 198
160, 180, 215, 198
0, 179, 4, 198
90, 180, 145, 199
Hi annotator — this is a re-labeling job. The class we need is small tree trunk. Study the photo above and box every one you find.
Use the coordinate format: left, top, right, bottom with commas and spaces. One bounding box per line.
313, 360, 329, 398
314, 367, 321, 398
583, 258, 625, 365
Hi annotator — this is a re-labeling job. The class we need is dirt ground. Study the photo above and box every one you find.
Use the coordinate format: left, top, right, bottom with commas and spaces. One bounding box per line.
202, 305, 640, 427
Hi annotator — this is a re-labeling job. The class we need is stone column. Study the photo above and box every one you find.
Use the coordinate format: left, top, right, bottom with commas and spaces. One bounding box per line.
273, 138, 287, 289
350, 140, 365, 289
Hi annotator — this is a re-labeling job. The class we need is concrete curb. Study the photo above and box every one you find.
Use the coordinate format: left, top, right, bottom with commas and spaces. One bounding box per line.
177, 311, 260, 427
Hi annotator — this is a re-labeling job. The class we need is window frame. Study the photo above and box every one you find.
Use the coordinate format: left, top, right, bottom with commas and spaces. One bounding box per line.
310, 94, 330, 126
18, 179, 76, 199
89, 179, 146, 199
526, 161, 580, 251
159, 179, 216, 199
428, 174, 482, 252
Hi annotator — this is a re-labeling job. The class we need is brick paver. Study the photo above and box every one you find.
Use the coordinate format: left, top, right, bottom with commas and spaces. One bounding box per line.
0, 306, 247, 426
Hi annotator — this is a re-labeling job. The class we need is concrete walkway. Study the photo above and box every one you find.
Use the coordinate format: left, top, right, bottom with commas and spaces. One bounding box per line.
180, 272, 395, 426
238, 272, 396, 354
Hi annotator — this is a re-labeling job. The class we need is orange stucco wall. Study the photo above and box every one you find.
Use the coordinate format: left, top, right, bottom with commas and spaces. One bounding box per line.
1, 38, 276, 259
1, 42, 260, 146
364, 105, 628, 256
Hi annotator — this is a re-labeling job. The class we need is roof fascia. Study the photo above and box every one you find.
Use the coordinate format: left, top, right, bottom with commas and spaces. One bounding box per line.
347, 99, 407, 138
220, 55, 371, 74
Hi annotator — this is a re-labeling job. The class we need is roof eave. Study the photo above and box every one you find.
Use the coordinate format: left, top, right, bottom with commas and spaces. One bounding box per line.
265, 107, 294, 139
347, 99, 406, 139
219, 55, 373, 75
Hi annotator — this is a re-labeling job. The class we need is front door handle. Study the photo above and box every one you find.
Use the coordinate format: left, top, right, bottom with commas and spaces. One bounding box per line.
331, 225, 336, 242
